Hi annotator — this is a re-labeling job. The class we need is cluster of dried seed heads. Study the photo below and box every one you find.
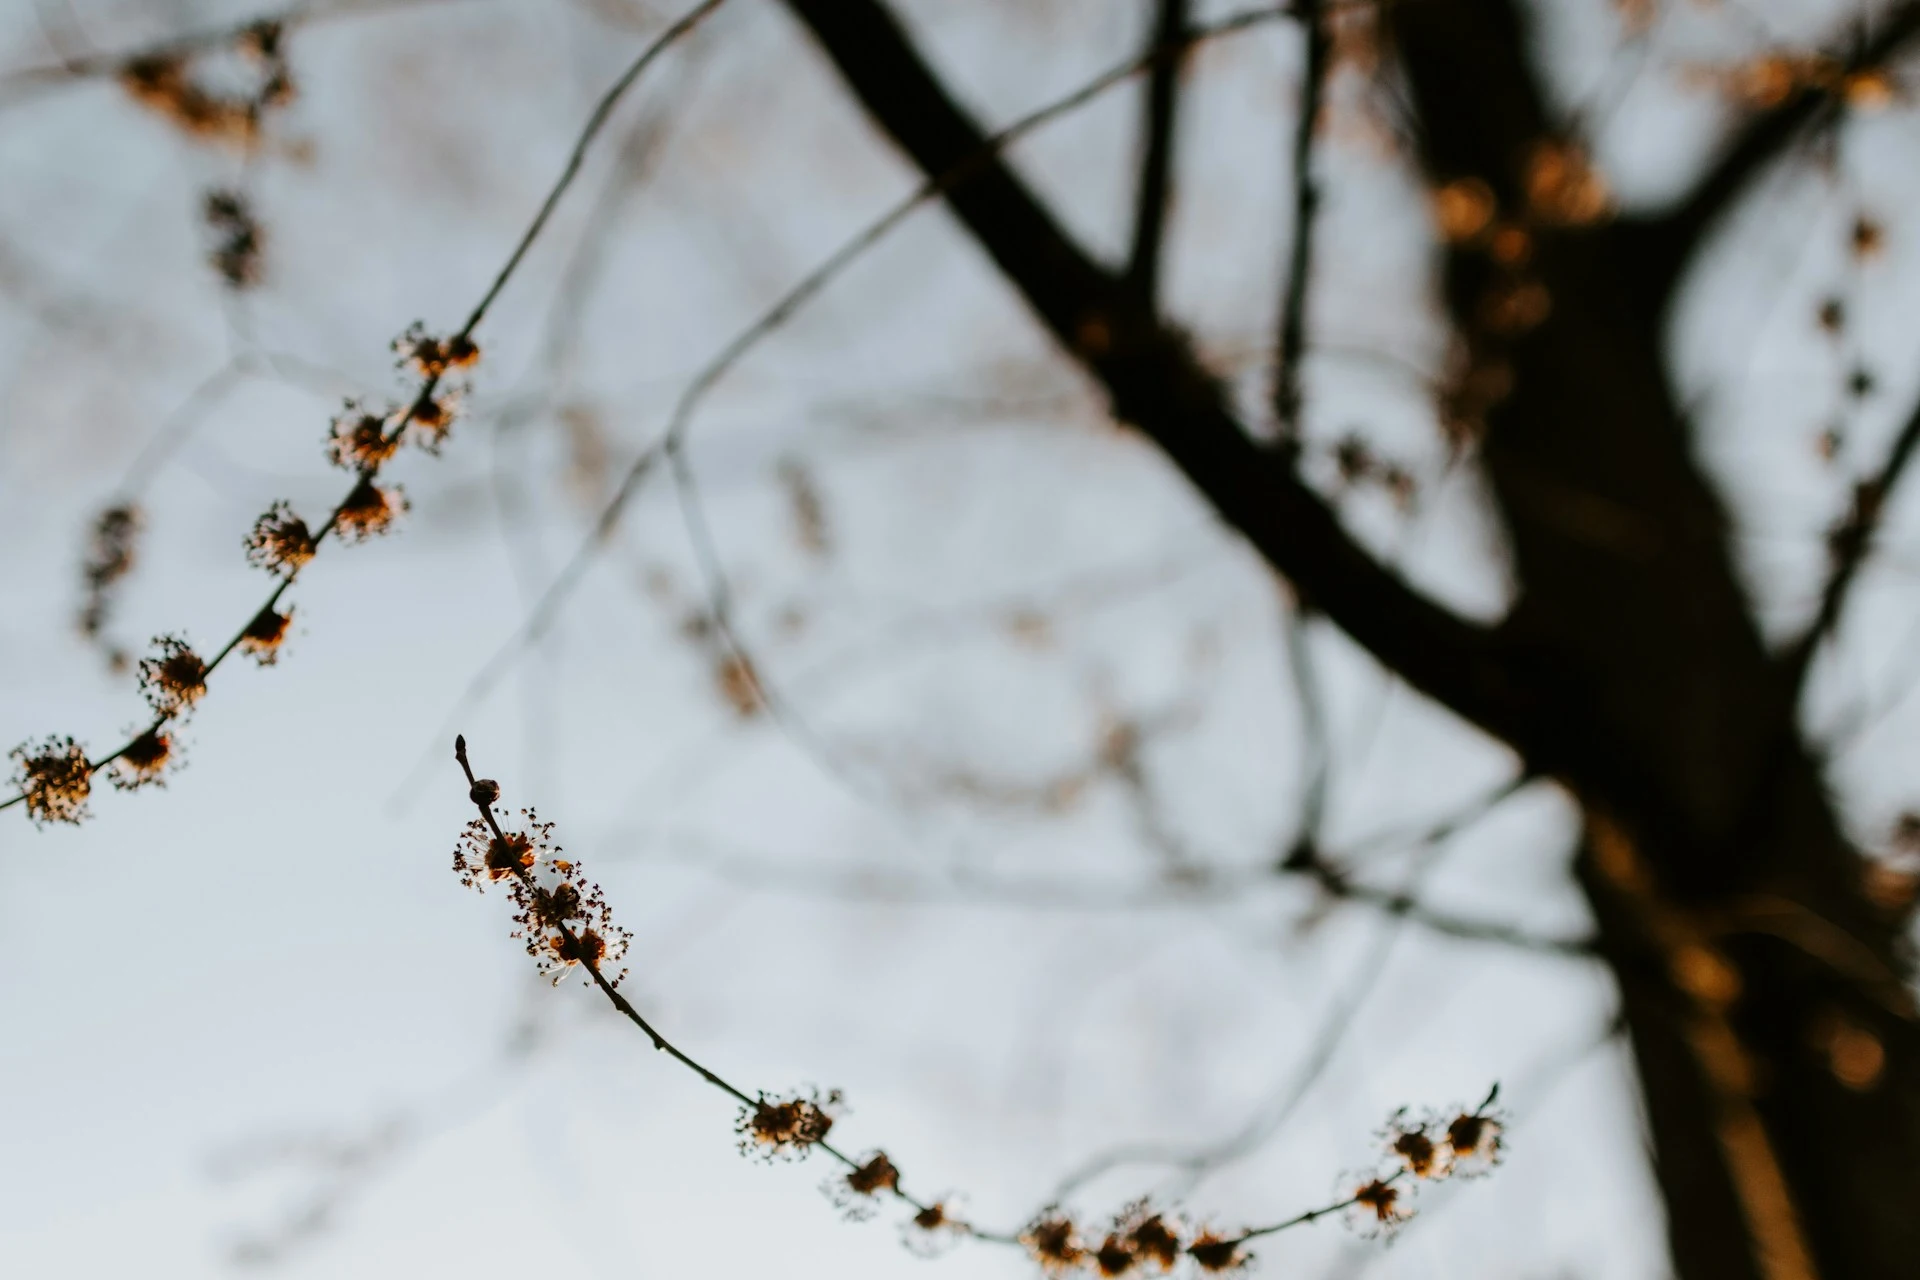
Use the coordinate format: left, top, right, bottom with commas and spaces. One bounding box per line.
826, 1151, 901, 1220
737, 1087, 843, 1161
138, 635, 208, 719
9, 736, 92, 826
119, 20, 294, 147
203, 190, 265, 288
453, 804, 631, 988
78, 503, 142, 669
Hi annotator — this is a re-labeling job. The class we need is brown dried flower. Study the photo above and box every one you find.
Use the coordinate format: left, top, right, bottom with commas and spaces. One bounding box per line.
1524, 140, 1610, 226
827, 1151, 900, 1220
1021, 1210, 1086, 1274
737, 1088, 842, 1161
1185, 1231, 1247, 1273
393, 323, 480, 379
245, 502, 315, 576
1444, 1108, 1506, 1176
203, 190, 264, 289
903, 1199, 969, 1257
1382, 1110, 1444, 1178
1344, 1177, 1411, 1236
336, 477, 407, 542
326, 406, 399, 470
1121, 1207, 1183, 1272
238, 605, 293, 666
79, 504, 141, 646
10, 736, 92, 825
1432, 177, 1496, 244
453, 816, 546, 888
138, 635, 208, 718
110, 728, 175, 791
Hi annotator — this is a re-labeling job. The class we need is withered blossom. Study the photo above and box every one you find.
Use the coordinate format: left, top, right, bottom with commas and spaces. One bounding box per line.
1185, 1231, 1247, 1273
238, 605, 293, 666
79, 504, 142, 662
737, 1088, 842, 1161
1382, 1109, 1444, 1178
138, 635, 208, 718
1344, 1177, 1411, 1236
1021, 1211, 1086, 1274
902, 1200, 968, 1258
826, 1151, 899, 1220
453, 815, 546, 888
1445, 1107, 1506, 1176
393, 322, 480, 379
203, 190, 263, 288
110, 728, 174, 791
10, 736, 92, 825
119, 20, 293, 148
245, 502, 316, 576
1120, 1206, 1183, 1272
336, 478, 407, 542
326, 406, 399, 470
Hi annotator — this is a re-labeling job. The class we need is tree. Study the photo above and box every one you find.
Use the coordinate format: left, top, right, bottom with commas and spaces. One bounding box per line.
4, 1, 1918, 1277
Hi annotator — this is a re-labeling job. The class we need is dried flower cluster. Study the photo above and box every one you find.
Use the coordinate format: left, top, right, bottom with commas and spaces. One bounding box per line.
1683, 53, 1896, 111
336, 476, 409, 542
78, 503, 141, 666
9, 736, 91, 826
203, 190, 265, 288
138, 635, 208, 719
390, 323, 479, 454
119, 20, 294, 147
110, 728, 176, 791
239, 605, 294, 666
245, 502, 316, 576
827, 1151, 901, 1220
1012, 1203, 1243, 1276
453, 804, 631, 988
1331, 433, 1416, 509
737, 1087, 842, 1161
902, 1199, 972, 1258
326, 405, 400, 471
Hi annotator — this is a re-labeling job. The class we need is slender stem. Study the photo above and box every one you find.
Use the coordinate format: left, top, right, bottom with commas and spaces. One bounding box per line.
2, 1, 719, 817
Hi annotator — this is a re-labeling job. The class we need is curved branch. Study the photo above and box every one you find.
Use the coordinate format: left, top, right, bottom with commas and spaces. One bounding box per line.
780, 0, 1539, 756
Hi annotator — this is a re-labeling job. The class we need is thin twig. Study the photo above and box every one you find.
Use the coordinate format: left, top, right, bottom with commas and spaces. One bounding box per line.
2, 0, 721, 817
1271, 0, 1326, 436
1123, 0, 1189, 304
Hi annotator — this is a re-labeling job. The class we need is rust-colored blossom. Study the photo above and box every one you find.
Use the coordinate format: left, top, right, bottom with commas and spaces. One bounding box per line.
1444, 1109, 1505, 1176
336, 477, 407, 542
10, 736, 92, 825
138, 635, 208, 718
1021, 1210, 1086, 1274
326, 406, 399, 470
245, 502, 316, 576
110, 728, 174, 791
1186, 1231, 1247, 1273
828, 1151, 900, 1220
737, 1088, 842, 1161
238, 606, 293, 666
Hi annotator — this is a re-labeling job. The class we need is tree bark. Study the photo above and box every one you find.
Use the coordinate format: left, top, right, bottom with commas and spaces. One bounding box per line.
780, 1, 1920, 1274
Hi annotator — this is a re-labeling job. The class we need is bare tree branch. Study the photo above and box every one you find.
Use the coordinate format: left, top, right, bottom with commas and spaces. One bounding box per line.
1636, 2, 1920, 304
1272, 0, 1326, 435
1784, 389, 1920, 694
1123, 0, 1189, 305
780, 0, 1542, 760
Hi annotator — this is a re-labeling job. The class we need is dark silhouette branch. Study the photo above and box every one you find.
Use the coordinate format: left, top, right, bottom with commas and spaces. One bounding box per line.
1, 0, 720, 817
1123, 0, 1189, 305
780, 0, 1541, 761
1271, 0, 1326, 434
1637, 2, 1920, 304
1783, 387, 1920, 694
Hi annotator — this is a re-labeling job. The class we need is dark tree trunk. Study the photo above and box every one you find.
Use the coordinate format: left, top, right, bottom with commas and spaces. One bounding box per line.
780, 1, 1920, 1274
